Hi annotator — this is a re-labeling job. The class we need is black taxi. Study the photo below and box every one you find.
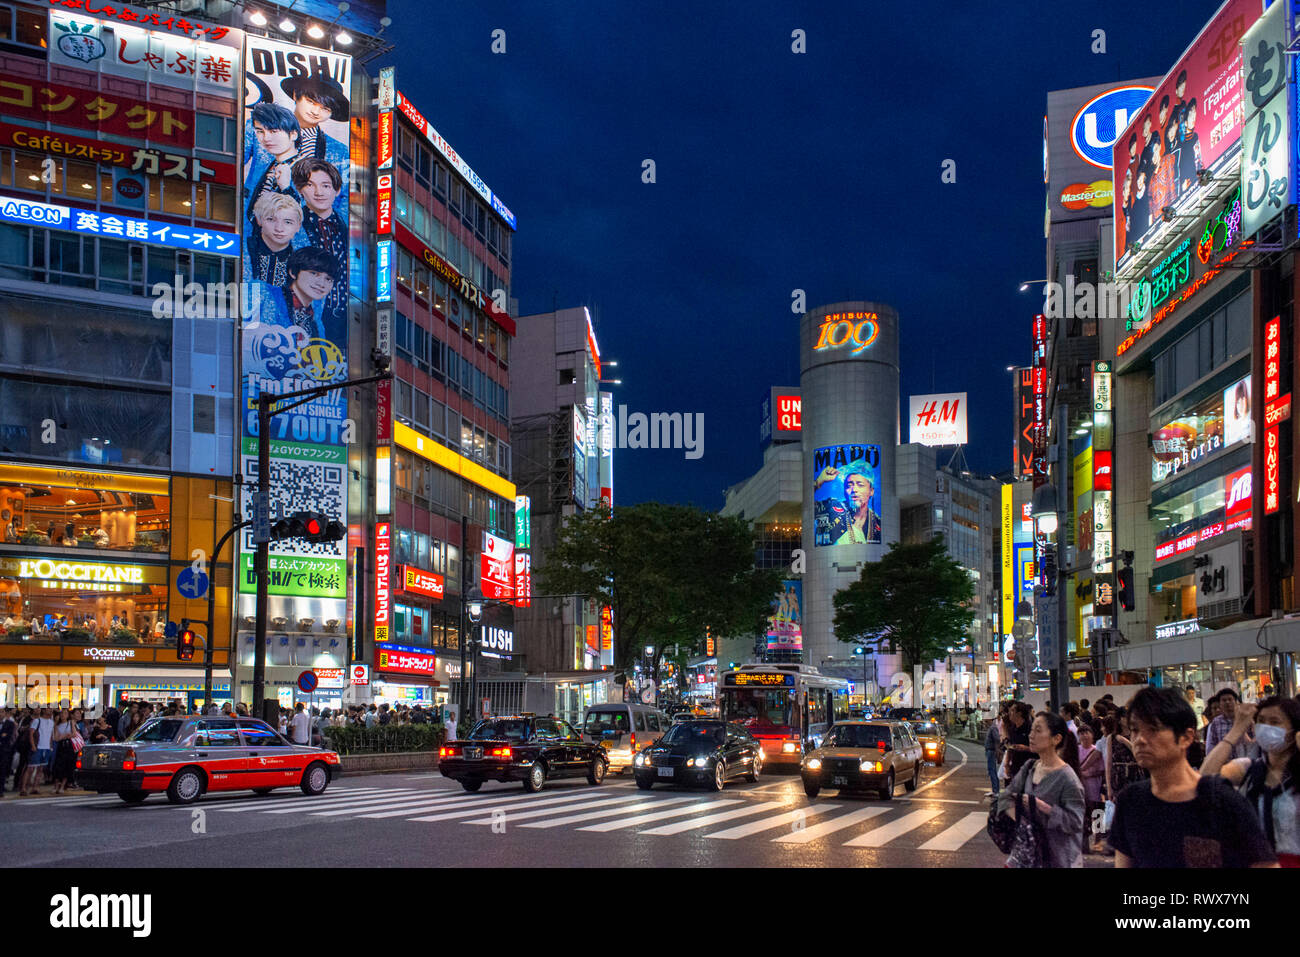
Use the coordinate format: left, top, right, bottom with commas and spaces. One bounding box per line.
438, 714, 610, 793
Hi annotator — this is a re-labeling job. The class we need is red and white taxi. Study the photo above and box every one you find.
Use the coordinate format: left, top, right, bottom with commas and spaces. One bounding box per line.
76, 716, 341, 805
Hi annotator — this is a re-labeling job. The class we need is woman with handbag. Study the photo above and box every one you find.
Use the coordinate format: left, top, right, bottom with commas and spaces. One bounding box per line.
994, 711, 1086, 868
50, 708, 79, 795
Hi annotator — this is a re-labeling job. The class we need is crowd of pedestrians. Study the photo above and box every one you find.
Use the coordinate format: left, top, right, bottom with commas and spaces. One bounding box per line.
985, 685, 1300, 868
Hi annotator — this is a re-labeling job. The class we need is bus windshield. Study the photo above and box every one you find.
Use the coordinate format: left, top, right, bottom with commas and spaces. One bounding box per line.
723, 688, 792, 731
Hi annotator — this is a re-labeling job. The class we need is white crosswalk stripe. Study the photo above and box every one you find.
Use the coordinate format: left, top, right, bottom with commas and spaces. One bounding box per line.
234, 789, 426, 814
640, 800, 788, 836
462, 794, 645, 825
705, 803, 842, 840
308, 793, 472, 817
578, 799, 741, 832
916, 811, 989, 851
517, 796, 697, 828
406, 790, 612, 823
198, 788, 401, 813
357, 786, 613, 820
772, 806, 889, 844
842, 807, 945, 847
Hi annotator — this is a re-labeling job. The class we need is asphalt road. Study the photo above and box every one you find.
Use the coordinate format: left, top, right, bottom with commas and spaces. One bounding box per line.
0, 740, 1106, 867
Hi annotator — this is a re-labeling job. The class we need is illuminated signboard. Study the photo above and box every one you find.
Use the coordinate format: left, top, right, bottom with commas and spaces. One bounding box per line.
314, 668, 346, 690
585, 308, 601, 381
1094, 450, 1113, 491
1114, 0, 1257, 273
1225, 466, 1252, 519
0, 195, 238, 255
1059, 180, 1114, 209
376, 643, 436, 677
377, 240, 393, 302
378, 109, 394, 170
909, 392, 968, 446
1240, 0, 1291, 240
391, 223, 513, 332
0, 124, 235, 186
775, 394, 801, 435
1265, 425, 1281, 513
812, 444, 882, 546
600, 606, 613, 651
395, 91, 516, 231
482, 626, 513, 657
374, 523, 391, 641
481, 531, 514, 602
813, 311, 879, 356
726, 672, 795, 687
512, 552, 531, 608
1001, 484, 1014, 635
1265, 316, 1282, 515
515, 495, 531, 548
375, 445, 391, 514
1149, 376, 1250, 483
399, 564, 445, 600
377, 173, 393, 234
0, 556, 165, 587
1015, 367, 1034, 476
1071, 85, 1155, 170
766, 580, 803, 652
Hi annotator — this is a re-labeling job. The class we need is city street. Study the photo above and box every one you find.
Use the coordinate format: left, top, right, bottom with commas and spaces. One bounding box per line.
0, 741, 1083, 867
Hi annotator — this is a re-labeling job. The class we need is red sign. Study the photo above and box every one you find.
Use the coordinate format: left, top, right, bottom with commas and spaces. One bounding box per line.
481, 531, 514, 602
1198, 522, 1225, 543
776, 395, 802, 434
377, 173, 392, 235
1155, 540, 1177, 562
0, 122, 233, 185
512, 552, 531, 608
1265, 425, 1281, 514
1175, 532, 1198, 555
377, 110, 394, 169
1093, 450, 1113, 491
400, 564, 445, 600
1266, 317, 1282, 403
1225, 467, 1252, 518
586, 624, 598, 651
48, 1, 234, 42
0, 73, 195, 149
351, 664, 370, 686
393, 222, 516, 335
600, 606, 613, 651
376, 645, 436, 677
314, 667, 345, 690
374, 523, 391, 640
376, 378, 392, 443
1265, 393, 1291, 427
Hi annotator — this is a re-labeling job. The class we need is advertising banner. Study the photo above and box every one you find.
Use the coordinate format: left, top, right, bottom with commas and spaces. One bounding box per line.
1114, 0, 1261, 272
909, 392, 968, 446
513, 552, 531, 608
374, 523, 391, 642
1016, 367, 1034, 476
0, 73, 196, 149
0, 123, 236, 185
599, 391, 614, 507
514, 495, 531, 548
400, 564, 445, 600
376, 643, 436, 677
1198, 539, 1243, 607
49, 6, 241, 94
0, 195, 238, 253
1240, 0, 1291, 239
812, 444, 882, 546
481, 531, 515, 601
238, 38, 352, 623
766, 580, 803, 652
1001, 484, 1014, 635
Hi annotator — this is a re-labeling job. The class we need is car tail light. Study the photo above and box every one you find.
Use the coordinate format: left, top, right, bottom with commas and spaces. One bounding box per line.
491, 747, 512, 757
630, 732, 636, 753
76, 757, 82, 770
439, 747, 446, 757
122, 749, 136, 771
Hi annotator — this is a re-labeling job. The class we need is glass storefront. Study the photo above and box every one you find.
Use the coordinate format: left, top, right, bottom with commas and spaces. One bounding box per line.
0, 553, 169, 642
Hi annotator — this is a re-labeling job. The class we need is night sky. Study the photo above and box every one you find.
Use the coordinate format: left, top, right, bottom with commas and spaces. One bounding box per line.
385, 0, 1225, 508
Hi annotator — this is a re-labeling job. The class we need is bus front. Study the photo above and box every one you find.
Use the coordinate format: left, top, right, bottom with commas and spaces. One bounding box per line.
719, 671, 803, 765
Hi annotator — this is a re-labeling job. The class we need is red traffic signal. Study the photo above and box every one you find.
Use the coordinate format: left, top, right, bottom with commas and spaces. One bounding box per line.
176, 621, 197, 661
272, 511, 345, 545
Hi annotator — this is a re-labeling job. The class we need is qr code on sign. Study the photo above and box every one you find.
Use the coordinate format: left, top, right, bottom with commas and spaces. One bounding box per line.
241, 454, 345, 558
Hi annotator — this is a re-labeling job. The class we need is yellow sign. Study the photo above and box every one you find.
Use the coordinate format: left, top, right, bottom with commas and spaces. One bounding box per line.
728, 672, 793, 687
393, 421, 516, 500
0, 555, 167, 586
1001, 484, 1014, 636
0, 463, 168, 496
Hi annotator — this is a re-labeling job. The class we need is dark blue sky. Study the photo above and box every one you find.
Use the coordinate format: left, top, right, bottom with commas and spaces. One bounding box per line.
385, 0, 1224, 508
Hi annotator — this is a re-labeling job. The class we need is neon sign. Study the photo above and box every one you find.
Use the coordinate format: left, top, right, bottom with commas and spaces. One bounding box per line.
814, 311, 879, 356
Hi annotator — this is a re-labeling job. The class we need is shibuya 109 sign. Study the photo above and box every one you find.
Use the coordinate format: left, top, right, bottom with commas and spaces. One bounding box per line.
813, 311, 879, 356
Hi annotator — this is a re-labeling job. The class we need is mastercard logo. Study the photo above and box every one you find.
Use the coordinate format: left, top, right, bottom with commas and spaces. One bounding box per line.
1059, 180, 1113, 210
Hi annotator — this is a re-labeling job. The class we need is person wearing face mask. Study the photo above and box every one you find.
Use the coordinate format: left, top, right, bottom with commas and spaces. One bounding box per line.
1205, 688, 1253, 761
1201, 697, 1300, 867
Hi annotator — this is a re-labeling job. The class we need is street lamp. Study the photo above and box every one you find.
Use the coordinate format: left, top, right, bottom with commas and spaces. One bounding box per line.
1018, 278, 1050, 293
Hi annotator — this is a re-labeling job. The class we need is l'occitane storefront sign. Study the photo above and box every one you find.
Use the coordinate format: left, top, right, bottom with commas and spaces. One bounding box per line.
0, 556, 166, 589
0, 463, 168, 496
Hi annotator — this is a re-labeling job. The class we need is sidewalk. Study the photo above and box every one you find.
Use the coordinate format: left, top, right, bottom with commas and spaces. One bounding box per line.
0, 787, 97, 801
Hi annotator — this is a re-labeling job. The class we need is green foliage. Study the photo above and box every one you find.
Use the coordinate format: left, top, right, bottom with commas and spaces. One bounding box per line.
832, 536, 976, 671
110, 628, 140, 644
535, 503, 781, 678
322, 723, 444, 755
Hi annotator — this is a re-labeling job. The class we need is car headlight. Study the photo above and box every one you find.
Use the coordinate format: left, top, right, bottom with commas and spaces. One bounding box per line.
634, 754, 644, 767
781, 742, 798, 753
805, 757, 822, 771
860, 759, 883, 772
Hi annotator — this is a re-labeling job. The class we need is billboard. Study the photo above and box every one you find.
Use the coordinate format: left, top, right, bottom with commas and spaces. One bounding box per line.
1015, 367, 1034, 476
374, 523, 391, 642
1048, 81, 1156, 225
1240, 0, 1291, 239
1150, 375, 1249, 483
909, 392, 968, 446
1114, 0, 1261, 270
599, 391, 614, 508
515, 495, 531, 548
759, 387, 801, 447
238, 37, 353, 618
481, 531, 514, 602
766, 580, 803, 652
812, 444, 882, 546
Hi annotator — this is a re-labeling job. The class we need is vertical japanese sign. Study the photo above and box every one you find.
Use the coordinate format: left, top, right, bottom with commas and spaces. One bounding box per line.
1240, 0, 1291, 239
512, 552, 531, 608
599, 391, 614, 508
514, 495, 531, 548
1032, 315, 1049, 592
374, 523, 391, 642
238, 38, 353, 628
1093, 361, 1115, 615
1015, 367, 1034, 476
377, 67, 395, 169
1265, 316, 1282, 514
1001, 483, 1014, 636
481, 532, 515, 601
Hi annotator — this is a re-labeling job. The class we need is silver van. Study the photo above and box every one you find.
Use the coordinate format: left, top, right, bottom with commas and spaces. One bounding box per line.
582, 702, 668, 773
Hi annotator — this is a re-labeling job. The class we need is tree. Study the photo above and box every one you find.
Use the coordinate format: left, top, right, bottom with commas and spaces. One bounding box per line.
832, 536, 975, 671
535, 503, 780, 686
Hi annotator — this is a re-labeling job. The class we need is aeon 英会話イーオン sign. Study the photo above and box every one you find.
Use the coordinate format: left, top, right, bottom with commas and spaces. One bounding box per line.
813, 312, 879, 356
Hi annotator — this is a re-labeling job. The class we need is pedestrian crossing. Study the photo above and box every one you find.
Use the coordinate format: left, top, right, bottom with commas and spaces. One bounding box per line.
40, 783, 996, 852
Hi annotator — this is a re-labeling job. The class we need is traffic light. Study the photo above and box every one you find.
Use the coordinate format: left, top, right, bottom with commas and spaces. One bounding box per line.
1117, 566, 1135, 611
176, 619, 196, 661
272, 511, 346, 544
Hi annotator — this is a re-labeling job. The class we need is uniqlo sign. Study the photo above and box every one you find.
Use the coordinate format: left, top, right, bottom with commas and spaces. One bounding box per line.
775, 395, 801, 434
1093, 450, 1113, 491
374, 523, 391, 640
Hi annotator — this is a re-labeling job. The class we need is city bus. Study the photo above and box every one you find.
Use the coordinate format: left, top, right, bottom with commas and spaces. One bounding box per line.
719, 664, 849, 766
